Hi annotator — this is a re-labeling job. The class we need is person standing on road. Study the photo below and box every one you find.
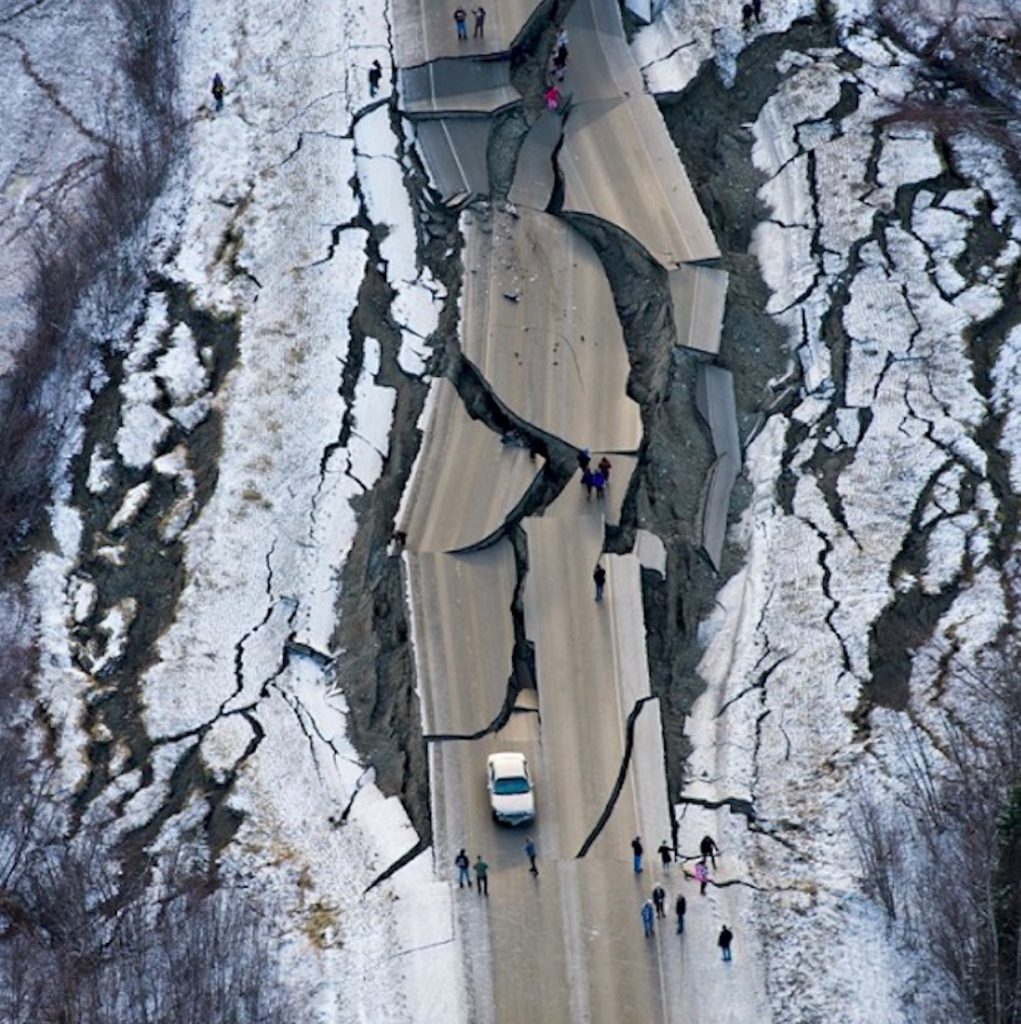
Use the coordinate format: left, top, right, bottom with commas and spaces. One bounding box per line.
593, 563, 606, 602
632, 836, 644, 873
652, 884, 666, 919
675, 893, 687, 934
657, 840, 672, 869
694, 860, 709, 895
455, 848, 471, 888
211, 73, 225, 112
591, 469, 606, 499
454, 8, 468, 40
641, 899, 655, 937
700, 834, 719, 870
525, 837, 539, 875
718, 925, 734, 961
368, 60, 382, 97
472, 6, 486, 37
474, 855, 489, 896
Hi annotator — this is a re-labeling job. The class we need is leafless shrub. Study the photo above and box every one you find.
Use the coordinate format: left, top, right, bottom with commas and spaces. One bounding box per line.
867, 650, 1021, 1023
110, 0, 179, 122
0, 834, 296, 1024
849, 776, 901, 921
877, 0, 1021, 158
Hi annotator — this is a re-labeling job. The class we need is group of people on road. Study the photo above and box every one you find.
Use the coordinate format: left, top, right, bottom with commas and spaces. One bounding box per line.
578, 448, 612, 500
544, 28, 570, 110
454, 837, 539, 896
454, 848, 490, 895
635, 834, 733, 960
453, 7, 486, 40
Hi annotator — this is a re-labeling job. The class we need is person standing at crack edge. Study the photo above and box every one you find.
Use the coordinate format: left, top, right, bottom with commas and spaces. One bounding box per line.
211, 73, 225, 112
368, 60, 382, 97
700, 833, 719, 870
474, 854, 489, 896
472, 6, 486, 38
453, 7, 468, 40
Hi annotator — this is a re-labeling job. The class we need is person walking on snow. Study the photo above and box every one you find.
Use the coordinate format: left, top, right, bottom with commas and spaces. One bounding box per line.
752, 0, 762, 21
741, 2, 754, 29
718, 925, 734, 961
211, 73, 225, 112
652, 884, 666, 919
577, 447, 591, 472
454, 8, 468, 39
675, 893, 687, 934
657, 840, 672, 868
694, 860, 709, 895
525, 837, 538, 875
474, 855, 489, 896
593, 564, 606, 602
641, 899, 655, 937
700, 834, 719, 870
455, 848, 471, 888
632, 836, 644, 873
368, 60, 382, 97
472, 6, 486, 37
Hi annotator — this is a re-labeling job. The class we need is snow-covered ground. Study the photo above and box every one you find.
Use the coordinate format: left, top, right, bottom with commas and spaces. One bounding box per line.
15, 0, 462, 1018
636, 1, 1021, 1020
8, 0, 1021, 1017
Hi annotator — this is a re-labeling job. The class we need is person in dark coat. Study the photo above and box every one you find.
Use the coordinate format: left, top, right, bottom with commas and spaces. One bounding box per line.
741, 3, 754, 29
675, 893, 686, 933
211, 73, 225, 112
597, 455, 612, 480
474, 855, 489, 895
700, 834, 719, 870
593, 563, 606, 602
582, 468, 594, 499
652, 885, 666, 919
472, 6, 486, 37
368, 60, 382, 96
455, 848, 471, 888
525, 836, 538, 875
752, 0, 762, 21
632, 836, 644, 873
718, 925, 733, 961
454, 8, 468, 40
657, 840, 672, 868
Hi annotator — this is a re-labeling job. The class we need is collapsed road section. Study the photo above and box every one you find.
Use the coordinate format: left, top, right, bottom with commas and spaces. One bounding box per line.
392, 0, 751, 1020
